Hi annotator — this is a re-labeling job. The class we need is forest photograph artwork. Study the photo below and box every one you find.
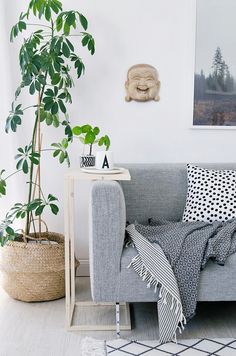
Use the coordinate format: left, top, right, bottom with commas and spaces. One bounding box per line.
193, 0, 236, 127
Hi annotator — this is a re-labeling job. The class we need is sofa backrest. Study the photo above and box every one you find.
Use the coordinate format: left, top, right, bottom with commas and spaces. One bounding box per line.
120, 163, 236, 223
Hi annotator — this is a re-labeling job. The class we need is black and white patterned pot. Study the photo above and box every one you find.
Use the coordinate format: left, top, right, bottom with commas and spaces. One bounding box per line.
80, 155, 95, 168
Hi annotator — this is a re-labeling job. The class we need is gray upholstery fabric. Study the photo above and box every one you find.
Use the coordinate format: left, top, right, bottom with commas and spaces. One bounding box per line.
89, 163, 236, 303
120, 163, 236, 223
89, 181, 126, 301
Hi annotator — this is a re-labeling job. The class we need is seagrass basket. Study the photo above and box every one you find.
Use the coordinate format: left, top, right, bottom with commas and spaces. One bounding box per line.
0, 231, 67, 302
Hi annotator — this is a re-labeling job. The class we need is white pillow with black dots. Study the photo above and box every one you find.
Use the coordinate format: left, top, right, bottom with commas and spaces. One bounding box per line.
182, 164, 236, 223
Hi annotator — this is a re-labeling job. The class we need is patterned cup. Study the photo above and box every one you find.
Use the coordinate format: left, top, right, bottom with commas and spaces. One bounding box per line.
80, 155, 95, 168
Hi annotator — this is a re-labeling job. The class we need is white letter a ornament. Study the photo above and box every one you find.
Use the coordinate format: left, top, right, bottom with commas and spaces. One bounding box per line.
102, 155, 109, 169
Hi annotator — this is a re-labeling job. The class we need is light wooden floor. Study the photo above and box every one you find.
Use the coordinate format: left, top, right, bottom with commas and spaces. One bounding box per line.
0, 277, 236, 356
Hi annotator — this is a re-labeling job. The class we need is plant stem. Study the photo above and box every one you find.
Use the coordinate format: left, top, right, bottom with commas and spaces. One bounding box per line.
22, 105, 38, 111
31, 214, 37, 238
51, 19, 54, 37
25, 116, 38, 235
5, 170, 22, 181
67, 34, 83, 37
27, 23, 51, 29
37, 93, 42, 237
89, 144, 93, 156
25, 20, 54, 235
29, 181, 47, 202
25, 73, 48, 235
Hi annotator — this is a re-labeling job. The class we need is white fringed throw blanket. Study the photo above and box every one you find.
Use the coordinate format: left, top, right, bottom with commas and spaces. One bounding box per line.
127, 224, 186, 343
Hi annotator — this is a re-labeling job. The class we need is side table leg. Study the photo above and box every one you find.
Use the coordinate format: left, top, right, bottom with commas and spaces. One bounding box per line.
70, 177, 76, 307
65, 175, 72, 329
116, 303, 120, 338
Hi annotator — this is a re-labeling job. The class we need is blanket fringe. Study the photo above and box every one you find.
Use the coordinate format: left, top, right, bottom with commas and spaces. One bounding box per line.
125, 240, 135, 248
127, 257, 186, 340
127, 255, 139, 269
81, 337, 107, 356
154, 283, 158, 293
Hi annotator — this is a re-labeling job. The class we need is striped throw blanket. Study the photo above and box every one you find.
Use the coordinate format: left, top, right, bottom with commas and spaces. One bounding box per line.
126, 218, 236, 344
127, 225, 186, 343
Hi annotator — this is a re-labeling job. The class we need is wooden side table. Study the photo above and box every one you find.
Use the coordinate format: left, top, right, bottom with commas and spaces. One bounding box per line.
64, 168, 131, 331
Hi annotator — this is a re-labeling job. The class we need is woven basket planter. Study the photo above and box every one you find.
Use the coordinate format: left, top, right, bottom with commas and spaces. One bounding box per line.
0, 231, 68, 302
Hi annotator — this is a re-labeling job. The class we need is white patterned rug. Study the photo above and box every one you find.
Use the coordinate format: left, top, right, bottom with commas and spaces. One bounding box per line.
81, 337, 236, 355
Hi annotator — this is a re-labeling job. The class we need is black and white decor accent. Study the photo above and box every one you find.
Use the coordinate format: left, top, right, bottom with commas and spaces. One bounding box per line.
96, 151, 114, 170
82, 337, 236, 355
183, 164, 236, 223
107, 338, 236, 355
80, 155, 95, 168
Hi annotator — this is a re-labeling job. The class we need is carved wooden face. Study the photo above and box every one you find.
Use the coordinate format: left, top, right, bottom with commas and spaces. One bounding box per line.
125, 64, 160, 102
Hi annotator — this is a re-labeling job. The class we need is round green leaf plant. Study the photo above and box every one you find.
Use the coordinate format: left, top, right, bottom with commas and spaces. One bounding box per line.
0, 0, 95, 246
72, 125, 110, 156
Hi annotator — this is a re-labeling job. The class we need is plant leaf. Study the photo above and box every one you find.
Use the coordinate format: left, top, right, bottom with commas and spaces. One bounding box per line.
56, 15, 63, 32
53, 149, 61, 157
44, 101, 54, 111
6, 226, 15, 236
22, 160, 29, 174
51, 102, 59, 115
66, 12, 76, 26
59, 151, 65, 163
29, 82, 35, 95
28, 201, 41, 212
0, 179, 6, 196
64, 22, 70, 36
85, 131, 95, 144
48, 194, 58, 202
82, 35, 89, 47
35, 205, 45, 216
72, 126, 82, 136
98, 137, 104, 146
50, 204, 59, 215
62, 42, 70, 58
79, 13, 88, 30
51, 73, 60, 85
82, 124, 92, 133
93, 127, 100, 135
53, 116, 60, 128
58, 99, 66, 113
62, 138, 68, 149
45, 5, 51, 21
65, 38, 74, 52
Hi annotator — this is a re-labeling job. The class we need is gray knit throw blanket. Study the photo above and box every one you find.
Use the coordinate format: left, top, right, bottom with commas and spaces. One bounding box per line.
126, 218, 236, 344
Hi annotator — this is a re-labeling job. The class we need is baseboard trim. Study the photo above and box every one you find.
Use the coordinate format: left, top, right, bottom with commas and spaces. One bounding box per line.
76, 259, 90, 277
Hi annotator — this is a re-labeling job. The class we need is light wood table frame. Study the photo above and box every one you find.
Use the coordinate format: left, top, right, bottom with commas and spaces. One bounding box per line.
64, 168, 131, 331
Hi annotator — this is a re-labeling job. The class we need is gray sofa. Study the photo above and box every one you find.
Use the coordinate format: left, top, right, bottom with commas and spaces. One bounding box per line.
89, 163, 236, 304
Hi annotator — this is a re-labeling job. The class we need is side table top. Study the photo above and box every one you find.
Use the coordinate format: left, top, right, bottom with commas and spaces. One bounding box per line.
65, 168, 131, 181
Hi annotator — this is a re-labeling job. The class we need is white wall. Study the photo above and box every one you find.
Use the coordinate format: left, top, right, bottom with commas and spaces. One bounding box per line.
1, 0, 236, 271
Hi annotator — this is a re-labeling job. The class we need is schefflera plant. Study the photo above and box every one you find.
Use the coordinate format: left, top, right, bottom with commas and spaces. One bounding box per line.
0, 0, 95, 246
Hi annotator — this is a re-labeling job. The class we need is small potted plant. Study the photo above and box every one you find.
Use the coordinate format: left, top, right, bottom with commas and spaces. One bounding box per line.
72, 124, 110, 167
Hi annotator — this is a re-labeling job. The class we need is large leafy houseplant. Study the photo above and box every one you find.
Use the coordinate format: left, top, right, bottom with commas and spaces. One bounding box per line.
0, 0, 95, 245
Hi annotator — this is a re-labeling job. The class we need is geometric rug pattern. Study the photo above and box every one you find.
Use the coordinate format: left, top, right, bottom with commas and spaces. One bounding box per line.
106, 338, 236, 355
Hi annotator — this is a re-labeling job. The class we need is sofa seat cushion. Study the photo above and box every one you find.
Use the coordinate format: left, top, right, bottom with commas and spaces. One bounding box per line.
118, 246, 236, 302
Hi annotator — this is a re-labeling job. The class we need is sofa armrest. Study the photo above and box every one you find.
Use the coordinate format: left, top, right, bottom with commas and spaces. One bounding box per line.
89, 180, 126, 302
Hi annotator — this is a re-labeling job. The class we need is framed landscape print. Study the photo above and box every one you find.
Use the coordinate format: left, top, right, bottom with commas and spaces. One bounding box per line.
193, 0, 236, 128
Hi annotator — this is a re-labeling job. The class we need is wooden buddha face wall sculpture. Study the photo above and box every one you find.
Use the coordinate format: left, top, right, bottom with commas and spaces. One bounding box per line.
125, 64, 160, 102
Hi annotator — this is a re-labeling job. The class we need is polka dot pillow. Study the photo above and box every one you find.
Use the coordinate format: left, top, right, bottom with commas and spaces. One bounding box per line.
182, 164, 236, 223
